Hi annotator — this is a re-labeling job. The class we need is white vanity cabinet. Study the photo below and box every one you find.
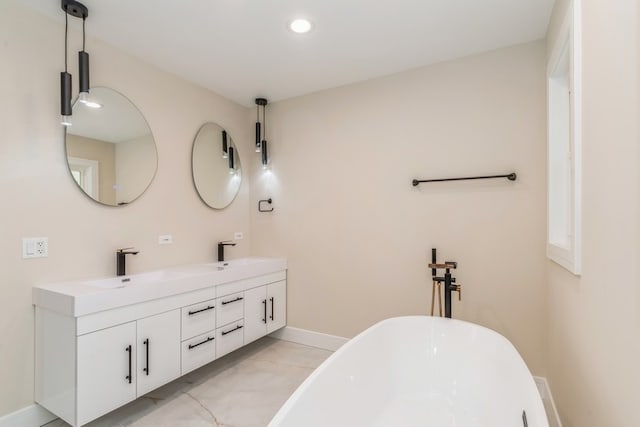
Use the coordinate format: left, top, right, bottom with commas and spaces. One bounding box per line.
75, 310, 181, 425
34, 258, 287, 427
244, 280, 287, 344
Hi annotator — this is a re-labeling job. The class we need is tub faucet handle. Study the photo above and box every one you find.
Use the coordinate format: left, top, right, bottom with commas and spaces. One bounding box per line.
453, 284, 462, 301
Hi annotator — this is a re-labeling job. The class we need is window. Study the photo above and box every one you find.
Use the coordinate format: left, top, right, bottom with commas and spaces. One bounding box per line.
547, 0, 581, 274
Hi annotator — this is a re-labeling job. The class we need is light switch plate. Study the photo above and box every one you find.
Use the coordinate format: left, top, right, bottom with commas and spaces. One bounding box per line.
22, 237, 48, 258
234, 232, 244, 240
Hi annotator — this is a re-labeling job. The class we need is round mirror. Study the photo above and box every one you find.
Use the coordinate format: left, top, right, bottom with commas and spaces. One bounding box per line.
192, 122, 242, 209
65, 87, 158, 206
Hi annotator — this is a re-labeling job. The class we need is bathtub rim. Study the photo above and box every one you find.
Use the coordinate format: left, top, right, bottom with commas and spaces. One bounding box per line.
268, 315, 545, 426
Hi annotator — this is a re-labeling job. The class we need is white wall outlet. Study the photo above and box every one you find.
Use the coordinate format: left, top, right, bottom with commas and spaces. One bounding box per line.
234, 232, 244, 240
158, 234, 173, 245
22, 237, 48, 259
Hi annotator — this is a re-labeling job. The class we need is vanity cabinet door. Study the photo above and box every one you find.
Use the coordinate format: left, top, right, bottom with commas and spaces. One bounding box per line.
267, 280, 287, 333
77, 321, 137, 426
136, 310, 181, 396
243, 286, 268, 344
244, 281, 287, 343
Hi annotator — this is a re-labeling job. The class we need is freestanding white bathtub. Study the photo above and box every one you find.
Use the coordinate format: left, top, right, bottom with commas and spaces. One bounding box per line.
269, 316, 547, 427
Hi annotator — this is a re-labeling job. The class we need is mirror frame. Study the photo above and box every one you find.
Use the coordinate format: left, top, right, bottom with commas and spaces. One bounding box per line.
191, 122, 242, 210
64, 86, 158, 207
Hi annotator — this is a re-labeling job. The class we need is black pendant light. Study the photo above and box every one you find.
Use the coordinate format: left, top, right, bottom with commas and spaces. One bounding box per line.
261, 99, 269, 168
255, 98, 267, 153
228, 146, 235, 173
222, 130, 229, 159
78, 13, 90, 105
60, 11, 72, 126
261, 140, 268, 167
60, 0, 89, 126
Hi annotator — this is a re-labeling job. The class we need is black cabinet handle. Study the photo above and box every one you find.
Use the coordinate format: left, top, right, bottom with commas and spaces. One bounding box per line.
143, 339, 149, 376
188, 336, 214, 350
125, 345, 132, 384
221, 296, 243, 305
188, 305, 214, 316
270, 297, 274, 321
262, 299, 267, 324
221, 324, 244, 336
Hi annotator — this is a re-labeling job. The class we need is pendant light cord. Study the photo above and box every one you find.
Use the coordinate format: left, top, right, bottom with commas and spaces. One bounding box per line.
262, 105, 266, 140
82, 16, 86, 52
64, 12, 68, 72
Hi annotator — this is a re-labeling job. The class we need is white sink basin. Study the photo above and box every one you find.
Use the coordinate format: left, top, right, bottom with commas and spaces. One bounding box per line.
83, 270, 186, 289
211, 257, 274, 270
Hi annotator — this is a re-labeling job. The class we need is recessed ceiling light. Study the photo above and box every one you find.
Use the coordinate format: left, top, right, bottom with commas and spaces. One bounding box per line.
289, 18, 313, 34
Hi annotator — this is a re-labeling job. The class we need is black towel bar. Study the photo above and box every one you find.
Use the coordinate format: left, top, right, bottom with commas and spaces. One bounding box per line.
412, 172, 516, 186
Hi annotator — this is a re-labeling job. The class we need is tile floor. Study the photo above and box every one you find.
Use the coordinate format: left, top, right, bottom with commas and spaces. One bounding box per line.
43, 336, 559, 427
44, 337, 331, 427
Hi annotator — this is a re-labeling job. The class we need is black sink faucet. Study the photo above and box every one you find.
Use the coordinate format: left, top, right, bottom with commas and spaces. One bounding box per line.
116, 248, 139, 276
217, 241, 236, 262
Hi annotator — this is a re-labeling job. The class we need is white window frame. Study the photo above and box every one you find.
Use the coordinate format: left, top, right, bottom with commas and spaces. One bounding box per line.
546, 0, 582, 275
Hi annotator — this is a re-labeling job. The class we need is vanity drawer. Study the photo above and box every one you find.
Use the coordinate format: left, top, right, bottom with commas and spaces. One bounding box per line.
216, 320, 244, 358
181, 299, 216, 340
216, 292, 244, 326
181, 331, 216, 375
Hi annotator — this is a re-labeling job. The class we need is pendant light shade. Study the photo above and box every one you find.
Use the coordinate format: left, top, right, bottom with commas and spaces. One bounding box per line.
60, 71, 72, 126
78, 50, 90, 103
228, 146, 235, 173
261, 140, 268, 168
255, 122, 262, 152
222, 130, 229, 158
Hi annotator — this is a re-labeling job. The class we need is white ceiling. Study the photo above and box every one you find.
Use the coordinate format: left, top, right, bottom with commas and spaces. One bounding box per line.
21, 0, 555, 107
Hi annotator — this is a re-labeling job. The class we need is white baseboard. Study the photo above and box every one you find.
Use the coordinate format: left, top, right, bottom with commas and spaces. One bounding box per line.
269, 326, 349, 351
0, 404, 57, 427
534, 376, 562, 427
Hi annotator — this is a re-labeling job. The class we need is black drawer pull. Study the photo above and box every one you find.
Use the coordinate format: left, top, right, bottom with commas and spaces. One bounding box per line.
221, 296, 243, 305
262, 299, 267, 324
188, 305, 214, 316
188, 336, 214, 350
221, 324, 244, 336
143, 339, 150, 376
125, 345, 132, 384
270, 297, 274, 321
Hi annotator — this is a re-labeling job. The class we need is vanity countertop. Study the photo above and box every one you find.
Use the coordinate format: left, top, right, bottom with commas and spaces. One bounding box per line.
33, 257, 287, 317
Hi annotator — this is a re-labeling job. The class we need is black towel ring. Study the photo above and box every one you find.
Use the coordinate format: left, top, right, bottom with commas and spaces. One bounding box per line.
258, 198, 274, 212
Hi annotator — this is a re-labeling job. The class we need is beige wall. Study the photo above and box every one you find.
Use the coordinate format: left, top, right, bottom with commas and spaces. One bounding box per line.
250, 42, 548, 374
66, 134, 117, 204
0, 1, 251, 416
545, 1, 640, 426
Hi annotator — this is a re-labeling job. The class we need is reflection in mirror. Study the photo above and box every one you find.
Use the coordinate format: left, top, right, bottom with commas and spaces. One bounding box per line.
65, 87, 158, 206
192, 123, 242, 209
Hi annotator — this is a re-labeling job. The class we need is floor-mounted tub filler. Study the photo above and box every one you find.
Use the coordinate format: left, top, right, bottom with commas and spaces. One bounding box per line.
269, 316, 547, 427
